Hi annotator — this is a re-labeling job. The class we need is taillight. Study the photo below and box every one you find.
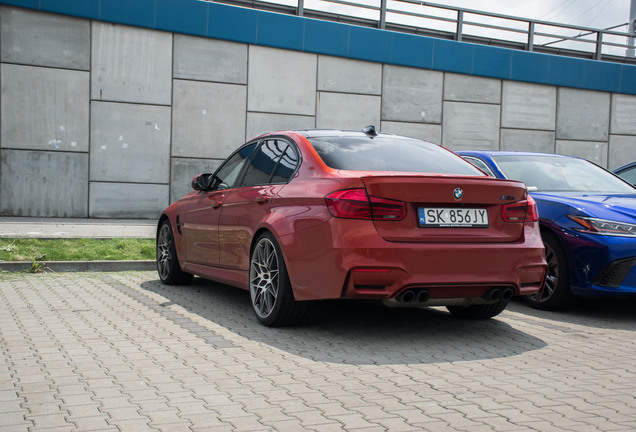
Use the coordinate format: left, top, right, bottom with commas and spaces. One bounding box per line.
501, 196, 539, 223
325, 189, 406, 221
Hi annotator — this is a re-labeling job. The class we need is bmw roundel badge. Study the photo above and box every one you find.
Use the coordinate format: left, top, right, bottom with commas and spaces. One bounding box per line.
453, 187, 464, 200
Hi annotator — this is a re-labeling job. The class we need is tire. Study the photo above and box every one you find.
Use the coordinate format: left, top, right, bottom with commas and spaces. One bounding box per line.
157, 220, 193, 285
447, 298, 510, 319
249, 232, 311, 327
522, 231, 572, 310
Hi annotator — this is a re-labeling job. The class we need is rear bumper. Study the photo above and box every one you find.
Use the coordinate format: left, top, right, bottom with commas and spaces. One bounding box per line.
279, 218, 547, 302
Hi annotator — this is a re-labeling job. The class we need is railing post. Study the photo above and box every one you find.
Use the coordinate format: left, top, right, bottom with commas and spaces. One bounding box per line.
297, 0, 304, 16
595, 31, 603, 60
379, 0, 387, 29
527, 21, 535, 52
456, 10, 463, 41
628, 0, 636, 57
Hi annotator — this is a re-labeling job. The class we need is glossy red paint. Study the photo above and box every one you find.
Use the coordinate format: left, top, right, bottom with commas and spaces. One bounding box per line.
158, 129, 547, 320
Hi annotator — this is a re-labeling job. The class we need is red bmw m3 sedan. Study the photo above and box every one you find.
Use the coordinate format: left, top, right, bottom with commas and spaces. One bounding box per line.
157, 127, 547, 326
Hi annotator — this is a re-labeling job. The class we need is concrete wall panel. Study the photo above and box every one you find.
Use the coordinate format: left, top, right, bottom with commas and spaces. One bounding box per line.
381, 121, 442, 144
611, 94, 636, 135
444, 73, 501, 104
170, 158, 223, 203
248, 46, 316, 115
1, 64, 89, 152
89, 182, 168, 218
246, 113, 315, 140
316, 92, 381, 130
500, 129, 555, 153
317, 56, 382, 95
90, 102, 171, 183
173, 35, 247, 84
172, 79, 247, 159
557, 88, 609, 141
608, 135, 636, 170
442, 102, 500, 150
501, 82, 556, 130
382, 66, 443, 123
0, 149, 88, 217
556, 140, 608, 167
91, 22, 172, 105
0, 7, 90, 70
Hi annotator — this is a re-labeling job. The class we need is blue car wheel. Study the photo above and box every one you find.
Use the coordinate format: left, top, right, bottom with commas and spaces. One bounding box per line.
523, 232, 572, 310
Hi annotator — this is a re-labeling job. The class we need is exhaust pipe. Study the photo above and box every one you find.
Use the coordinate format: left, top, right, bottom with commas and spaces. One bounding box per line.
482, 288, 502, 302
395, 289, 430, 305
398, 289, 416, 304
502, 288, 514, 301
416, 289, 430, 303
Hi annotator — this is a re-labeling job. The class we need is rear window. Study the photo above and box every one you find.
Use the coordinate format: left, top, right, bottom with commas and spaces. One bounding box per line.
308, 135, 484, 175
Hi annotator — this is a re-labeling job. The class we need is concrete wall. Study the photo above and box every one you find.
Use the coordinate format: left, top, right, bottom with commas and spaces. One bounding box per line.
1, 5, 636, 218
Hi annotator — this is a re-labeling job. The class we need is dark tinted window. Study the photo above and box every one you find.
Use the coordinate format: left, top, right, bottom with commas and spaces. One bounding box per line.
213, 143, 256, 190
240, 139, 298, 187
271, 145, 299, 183
308, 136, 483, 175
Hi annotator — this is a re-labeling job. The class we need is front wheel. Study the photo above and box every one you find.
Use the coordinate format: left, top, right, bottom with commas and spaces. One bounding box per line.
249, 232, 310, 327
522, 231, 571, 310
157, 220, 193, 285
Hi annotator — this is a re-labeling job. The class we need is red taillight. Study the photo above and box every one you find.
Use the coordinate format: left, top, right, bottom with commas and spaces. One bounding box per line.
325, 188, 406, 221
502, 196, 539, 223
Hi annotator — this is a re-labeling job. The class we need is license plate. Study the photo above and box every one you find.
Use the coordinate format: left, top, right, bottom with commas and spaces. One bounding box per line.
418, 207, 489, 228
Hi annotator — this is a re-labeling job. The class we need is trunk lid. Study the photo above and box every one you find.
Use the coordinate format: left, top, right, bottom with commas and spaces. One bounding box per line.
361, 175, 529, 243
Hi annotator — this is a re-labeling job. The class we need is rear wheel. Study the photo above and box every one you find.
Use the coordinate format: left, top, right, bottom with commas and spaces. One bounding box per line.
447, 298, 510, 319
522, 231, 571, 310
250, 232, 310, 327
157, 220, 193, 285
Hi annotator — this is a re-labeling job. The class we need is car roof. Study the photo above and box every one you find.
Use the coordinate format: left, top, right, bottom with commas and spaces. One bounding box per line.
456, 150, 575, 159
297, 129, 406, 139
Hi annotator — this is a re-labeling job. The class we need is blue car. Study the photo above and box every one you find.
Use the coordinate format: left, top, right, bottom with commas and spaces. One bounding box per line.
457, 151, 636, 310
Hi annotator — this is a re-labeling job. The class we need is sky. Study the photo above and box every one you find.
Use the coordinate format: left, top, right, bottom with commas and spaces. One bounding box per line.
429, 0, 631, 30
292, 0, 634, 55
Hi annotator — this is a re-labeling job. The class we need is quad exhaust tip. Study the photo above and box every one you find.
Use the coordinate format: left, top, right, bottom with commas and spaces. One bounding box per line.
396, 289, 430, 304
482, 287, 514, 302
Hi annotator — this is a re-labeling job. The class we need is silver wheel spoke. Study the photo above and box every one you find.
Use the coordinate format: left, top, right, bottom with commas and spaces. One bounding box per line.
157, 225, 173, 280
250, 237, 280, 318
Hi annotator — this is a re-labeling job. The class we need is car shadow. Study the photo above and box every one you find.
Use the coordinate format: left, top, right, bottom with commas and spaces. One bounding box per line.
138, 277, 546, 365
506, 296, 636, 331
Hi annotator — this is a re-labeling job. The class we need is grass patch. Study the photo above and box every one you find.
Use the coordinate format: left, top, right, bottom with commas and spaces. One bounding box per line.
0, 238, 155, 262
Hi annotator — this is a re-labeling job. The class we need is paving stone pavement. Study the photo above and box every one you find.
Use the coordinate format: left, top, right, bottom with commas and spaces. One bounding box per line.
1, 271, 635, 432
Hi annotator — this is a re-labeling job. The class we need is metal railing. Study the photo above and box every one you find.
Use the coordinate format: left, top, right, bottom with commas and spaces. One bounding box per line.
211, 0, 636, 63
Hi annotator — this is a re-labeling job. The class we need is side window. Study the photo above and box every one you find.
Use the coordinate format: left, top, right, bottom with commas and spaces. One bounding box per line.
271, 145, 299, 183
462, 156, 495, 177
240, 139, 298, 187
212, 143, 257, 190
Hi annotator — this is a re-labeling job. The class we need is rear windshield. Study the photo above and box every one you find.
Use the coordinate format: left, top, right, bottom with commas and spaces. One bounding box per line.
308, 136, 484, 175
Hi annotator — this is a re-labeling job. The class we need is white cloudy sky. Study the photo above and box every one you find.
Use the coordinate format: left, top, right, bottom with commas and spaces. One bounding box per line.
293, 0, 633, 55
430, 0, 630, 29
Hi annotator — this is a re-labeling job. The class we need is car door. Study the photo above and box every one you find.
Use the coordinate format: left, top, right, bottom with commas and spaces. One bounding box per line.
181, 143, 257, 266
218, 138, 300, 270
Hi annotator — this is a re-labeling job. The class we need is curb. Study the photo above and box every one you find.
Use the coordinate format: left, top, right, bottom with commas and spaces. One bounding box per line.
0, 260, 156, 273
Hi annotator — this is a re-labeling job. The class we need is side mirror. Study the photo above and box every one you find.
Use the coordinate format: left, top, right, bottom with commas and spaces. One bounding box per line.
191, 174, 211, 191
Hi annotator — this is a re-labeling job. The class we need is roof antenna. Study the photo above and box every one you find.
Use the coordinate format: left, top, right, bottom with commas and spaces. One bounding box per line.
362, 125, 378, 136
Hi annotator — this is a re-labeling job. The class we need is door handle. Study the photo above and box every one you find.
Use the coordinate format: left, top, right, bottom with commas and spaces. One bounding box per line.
211, 200, 223, 209
255, 195, 271, 204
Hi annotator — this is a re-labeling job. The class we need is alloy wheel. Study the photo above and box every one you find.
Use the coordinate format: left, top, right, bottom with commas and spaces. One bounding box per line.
250, 237, 280, 319
157, 223, 173, 281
